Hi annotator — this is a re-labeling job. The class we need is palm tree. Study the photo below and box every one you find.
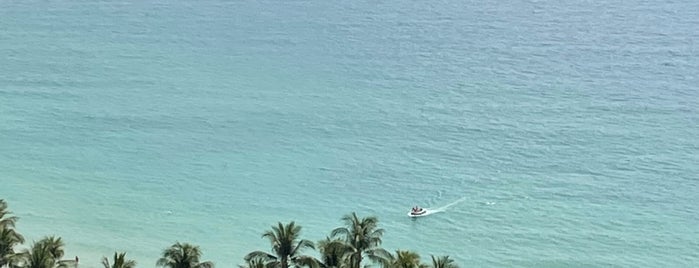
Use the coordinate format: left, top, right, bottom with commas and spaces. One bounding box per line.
379, 251, 427, 268
0, 200, 19, 228
0, 199, 24, 268
244, 222, 318, 268
429, 256, 457, 268
16, 236, 66, 268
316, 238, 350, 268
238, 257, 276, 268
156, 242, 213, 268
330, 213, 388, 268
0, 227, 25, 268
39, 237, 63, 262
102, 252, 136, 268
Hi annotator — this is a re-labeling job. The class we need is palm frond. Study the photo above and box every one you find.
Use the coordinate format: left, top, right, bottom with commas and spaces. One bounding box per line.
21, 238, 60, 268
102, 256, 110, 268
1, 227, 25, 266
332, 212, 387, 268
429, 256, 457, 268
241, 256, 279, 268
329, 228, 349, 239
292, 256, 320, 268
365, 254, 390, 268
102, 252, 136, 268
0, 200, 19, 228
158, 242, 212, 268
291, 239, 314, 256
37, 236, 64, 260
124, 260, 137, 268
245, 251, 277, 262
195, 261, 214, 268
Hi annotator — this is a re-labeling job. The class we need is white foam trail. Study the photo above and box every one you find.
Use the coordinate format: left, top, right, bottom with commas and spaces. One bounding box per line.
409, 197, 467, 217
429, 196, 467, 213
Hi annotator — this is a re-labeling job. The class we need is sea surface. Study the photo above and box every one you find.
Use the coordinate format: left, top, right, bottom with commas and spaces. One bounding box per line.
1, 0, 698, 267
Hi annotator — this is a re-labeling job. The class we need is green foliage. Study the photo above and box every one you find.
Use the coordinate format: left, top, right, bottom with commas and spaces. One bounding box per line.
316, 238, 351, 268
16, 236, 66, 268
429, 256, 458, 268
0, 203, 460, 268
156, 242, 213, 268
379, 250, 428, 268
0, 200, 19, 228
244, 222, 318, 268
102, 252, 136, 268
238, 256, 277, 268
0, 200, 25, 268
330, 212, 388, 268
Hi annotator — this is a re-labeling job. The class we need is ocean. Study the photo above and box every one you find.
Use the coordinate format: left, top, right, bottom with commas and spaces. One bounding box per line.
1, 0, 698, 267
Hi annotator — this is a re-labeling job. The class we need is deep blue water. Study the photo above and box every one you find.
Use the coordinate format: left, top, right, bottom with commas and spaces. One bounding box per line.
1, 0, 698, 267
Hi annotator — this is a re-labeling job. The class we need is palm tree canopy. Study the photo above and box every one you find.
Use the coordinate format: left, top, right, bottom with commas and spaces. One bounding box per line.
157, 242, 213, 268
0, 199, 24, 268
18, 236, 66, 268
102, 252, 136, 268
244, 251, 277, 263
380, 250, 427, 268
23, 245, 55, 268
330, 213, 386, 268
239, 256, 277, 268
245, 222, 317, 268
263, 222, 314, 259
331, 213, 384, 250
316, 238, 350, 268
0, 200, 19, 228
39, 236, 64, 261
1, 227, 25, 267
429, 256, 458, 268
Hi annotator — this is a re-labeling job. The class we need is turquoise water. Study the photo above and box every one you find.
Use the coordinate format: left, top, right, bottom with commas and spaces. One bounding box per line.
1, 0, 698, 267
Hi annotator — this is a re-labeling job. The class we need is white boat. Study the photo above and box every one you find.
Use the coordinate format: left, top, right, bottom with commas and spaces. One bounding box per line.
407, 207, 428, 217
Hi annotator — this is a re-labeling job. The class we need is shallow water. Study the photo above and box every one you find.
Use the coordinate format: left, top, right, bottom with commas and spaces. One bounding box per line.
1, 0, 698, 267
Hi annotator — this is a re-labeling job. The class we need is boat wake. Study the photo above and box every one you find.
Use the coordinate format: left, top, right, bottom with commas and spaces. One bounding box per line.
408, 197, 466, 217
429, 196, 467, 213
